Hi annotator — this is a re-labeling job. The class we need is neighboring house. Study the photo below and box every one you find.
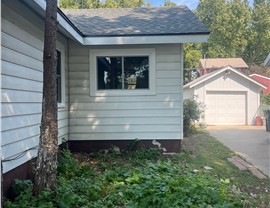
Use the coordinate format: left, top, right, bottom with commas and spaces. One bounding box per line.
1, 0, 209, 196
199, 58, 248, 75
249, 74, 270, 95
184, 66, 266, 126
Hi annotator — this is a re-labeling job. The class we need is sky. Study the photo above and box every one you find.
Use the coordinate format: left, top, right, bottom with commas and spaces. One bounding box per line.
151, 0, 254, 10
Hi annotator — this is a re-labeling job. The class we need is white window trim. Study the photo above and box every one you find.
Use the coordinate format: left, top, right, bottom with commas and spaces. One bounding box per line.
56, 42, 66, 108
89, 48, 156, 96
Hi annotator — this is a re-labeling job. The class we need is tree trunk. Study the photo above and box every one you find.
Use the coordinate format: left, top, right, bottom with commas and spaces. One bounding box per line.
33, 0, 58, 196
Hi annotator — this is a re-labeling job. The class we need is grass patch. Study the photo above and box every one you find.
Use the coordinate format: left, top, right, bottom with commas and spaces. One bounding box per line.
5, 130, 270, 207
182, 129, 270, 207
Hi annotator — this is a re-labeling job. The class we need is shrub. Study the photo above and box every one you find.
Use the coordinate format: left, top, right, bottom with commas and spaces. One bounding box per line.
261, 93, 270, 105
183, 97, 204, 136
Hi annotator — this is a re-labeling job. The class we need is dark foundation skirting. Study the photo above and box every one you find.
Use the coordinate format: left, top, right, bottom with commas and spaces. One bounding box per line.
68, 139, 182, 153
3, 158, 35, 199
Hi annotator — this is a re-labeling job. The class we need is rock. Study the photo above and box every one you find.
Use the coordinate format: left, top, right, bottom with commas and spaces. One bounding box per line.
204, 166, 213, 170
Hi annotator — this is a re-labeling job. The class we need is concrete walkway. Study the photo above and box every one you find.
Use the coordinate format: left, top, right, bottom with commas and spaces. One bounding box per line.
208, 126, 270, 177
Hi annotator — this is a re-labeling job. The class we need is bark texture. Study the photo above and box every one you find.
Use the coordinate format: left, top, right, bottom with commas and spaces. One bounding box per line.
33, 0, 58, 196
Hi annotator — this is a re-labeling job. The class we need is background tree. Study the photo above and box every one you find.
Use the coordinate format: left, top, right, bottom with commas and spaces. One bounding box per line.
196, 0, 251, 58
59, 0, 98, 9
244, 0, 270, 65
184, 43, 202, 84
59, 0, 145, 8
34, 0, 58, 196
164, 0, 177, 6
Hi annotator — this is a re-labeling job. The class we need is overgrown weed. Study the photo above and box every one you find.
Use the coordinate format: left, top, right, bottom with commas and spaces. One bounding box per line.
5, 139, 268, 207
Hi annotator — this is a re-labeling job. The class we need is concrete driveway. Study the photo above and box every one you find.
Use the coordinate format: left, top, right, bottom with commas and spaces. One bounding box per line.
208, 126, 270, 177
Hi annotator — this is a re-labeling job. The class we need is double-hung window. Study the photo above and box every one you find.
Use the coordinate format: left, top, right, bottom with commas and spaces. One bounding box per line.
56, 44, 65, 107
90, 48, 156, 96
56, 50, 62, 103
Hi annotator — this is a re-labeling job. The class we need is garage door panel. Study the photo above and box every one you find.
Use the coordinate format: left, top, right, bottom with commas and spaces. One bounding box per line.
205, 91, 246, 125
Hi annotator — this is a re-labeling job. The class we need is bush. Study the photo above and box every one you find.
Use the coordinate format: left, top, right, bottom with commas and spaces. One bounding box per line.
261, 93, 270, 105
183, 97, 204, 136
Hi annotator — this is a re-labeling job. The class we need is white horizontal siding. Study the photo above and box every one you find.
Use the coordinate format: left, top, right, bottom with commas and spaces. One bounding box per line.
2, 125, 40, 146
70, 125, 180, 133
1, 18, 43, 51
70, 109, 181, 118
69, 64, 89, 72
2, 114, 41, 132
2, 89, 42, 103
1, 61, 43, 82
70, 102, 181, 111
69, 44, 183, 142
69, 132, 182, 141
1, 32, 43, 61
2, 149, 38, 174
2, 75, 43, 92
2, 103, 42, 117
2, 46, 43, 71
70, 117, 181, 126
70, 94, 181, 103
1, 1, 69, 173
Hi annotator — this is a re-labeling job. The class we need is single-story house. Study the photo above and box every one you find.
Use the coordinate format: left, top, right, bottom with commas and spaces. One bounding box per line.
198, 58, 248, 75
1, 0, 209, 196
184, 66, 266, 125
249, 74, 270, 95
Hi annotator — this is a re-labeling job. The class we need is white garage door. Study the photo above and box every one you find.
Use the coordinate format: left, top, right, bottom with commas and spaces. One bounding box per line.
205, 91, 246, 125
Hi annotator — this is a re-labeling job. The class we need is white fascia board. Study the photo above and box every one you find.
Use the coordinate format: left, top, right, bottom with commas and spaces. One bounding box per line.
189, 66, 267, 89
230, 67, 267, 89
83, 34, 209, 45
57, 14, 84, 44
32, 0, 83, 44
33, 0, 46, 9
249, 73, 270, 80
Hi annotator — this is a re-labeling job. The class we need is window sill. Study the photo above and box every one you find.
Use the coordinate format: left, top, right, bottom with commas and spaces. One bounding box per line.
58, 103, 66, 109
91, 89, 156, 97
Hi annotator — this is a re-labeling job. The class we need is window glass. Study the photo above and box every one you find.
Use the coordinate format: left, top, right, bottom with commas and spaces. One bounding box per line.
97, 57, 122, 90
97, 56, 149, 90
124, 56, 149, 89
56, 50, 61, 103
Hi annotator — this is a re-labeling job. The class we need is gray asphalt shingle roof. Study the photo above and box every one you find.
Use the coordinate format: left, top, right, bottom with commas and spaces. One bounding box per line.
61, 6, 209, 37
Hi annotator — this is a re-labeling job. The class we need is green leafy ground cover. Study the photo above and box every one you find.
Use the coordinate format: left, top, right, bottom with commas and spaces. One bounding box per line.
5, 130, 270, 208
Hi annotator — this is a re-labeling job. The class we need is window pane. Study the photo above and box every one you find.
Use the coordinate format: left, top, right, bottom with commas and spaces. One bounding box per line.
97, 57, 122, 90
124, 56, 149, 89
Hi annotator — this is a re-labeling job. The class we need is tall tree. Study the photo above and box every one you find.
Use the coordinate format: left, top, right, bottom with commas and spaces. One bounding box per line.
34, 0, 58, 196
244, 0, 270, 65
196, 0, 251, 58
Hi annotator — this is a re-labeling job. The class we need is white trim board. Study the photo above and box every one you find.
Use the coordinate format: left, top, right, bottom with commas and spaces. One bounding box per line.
249, 73, 270, 80
83, 35, 209, 46
184, 66, 267, 89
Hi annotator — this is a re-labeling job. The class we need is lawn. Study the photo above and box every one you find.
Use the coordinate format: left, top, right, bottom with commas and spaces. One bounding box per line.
5, 129, 270, 208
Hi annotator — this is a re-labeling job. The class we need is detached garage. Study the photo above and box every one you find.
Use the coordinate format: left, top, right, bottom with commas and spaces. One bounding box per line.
184, 66, 266, 125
